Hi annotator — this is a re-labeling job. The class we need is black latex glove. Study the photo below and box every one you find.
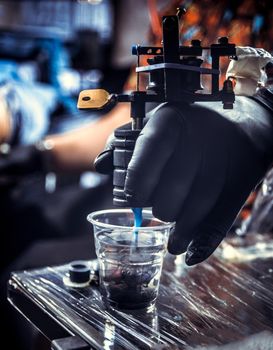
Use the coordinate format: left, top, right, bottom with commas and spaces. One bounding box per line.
95, 97, 273, 265
0, 144, 44, 178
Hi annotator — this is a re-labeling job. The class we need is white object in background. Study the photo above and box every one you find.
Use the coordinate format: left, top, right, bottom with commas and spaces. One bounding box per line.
226, 46, 273, 96
79, 171, 108, 189
45, 172, 57, 193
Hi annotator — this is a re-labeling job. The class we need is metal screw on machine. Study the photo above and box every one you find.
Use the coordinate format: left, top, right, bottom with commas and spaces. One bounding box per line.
191, 39, 201, 47
218, 36, 229, 45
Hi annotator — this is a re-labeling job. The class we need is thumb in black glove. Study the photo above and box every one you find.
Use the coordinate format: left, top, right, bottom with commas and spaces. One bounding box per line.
94, 135, 115, 175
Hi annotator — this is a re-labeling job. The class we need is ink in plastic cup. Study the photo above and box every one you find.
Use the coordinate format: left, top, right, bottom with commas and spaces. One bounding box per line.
87, 209, 174, 310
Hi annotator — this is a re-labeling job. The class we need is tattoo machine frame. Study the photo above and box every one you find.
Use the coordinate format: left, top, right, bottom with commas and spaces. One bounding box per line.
77, 9, 236, 207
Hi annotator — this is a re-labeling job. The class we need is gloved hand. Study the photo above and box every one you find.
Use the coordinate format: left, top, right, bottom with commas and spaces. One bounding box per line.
95, 97, 273, 265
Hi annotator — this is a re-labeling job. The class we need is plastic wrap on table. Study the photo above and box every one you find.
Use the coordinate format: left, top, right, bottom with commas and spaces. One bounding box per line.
8, 234, 273, 350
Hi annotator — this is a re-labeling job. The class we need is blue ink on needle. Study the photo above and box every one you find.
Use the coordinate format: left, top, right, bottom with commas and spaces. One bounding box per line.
132, 207, 143, 228
132, 207, 143, 247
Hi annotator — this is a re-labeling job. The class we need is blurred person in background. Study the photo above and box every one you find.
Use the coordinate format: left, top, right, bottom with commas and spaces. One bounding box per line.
0, 0, 130, 270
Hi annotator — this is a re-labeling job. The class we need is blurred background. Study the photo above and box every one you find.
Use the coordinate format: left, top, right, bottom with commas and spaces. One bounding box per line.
0, 0, 121, 270
0, 0, 272, 348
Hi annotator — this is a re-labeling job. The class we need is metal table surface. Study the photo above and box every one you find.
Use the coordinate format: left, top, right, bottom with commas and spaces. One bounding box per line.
7, 233, 273, 349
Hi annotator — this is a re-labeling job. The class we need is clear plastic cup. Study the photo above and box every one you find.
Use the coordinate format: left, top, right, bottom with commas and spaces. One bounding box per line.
87, 209, 174, 310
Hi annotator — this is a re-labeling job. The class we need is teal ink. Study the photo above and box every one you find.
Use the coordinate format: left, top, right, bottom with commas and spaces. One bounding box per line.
132, 207, 143, 228
132, 207, 143, 247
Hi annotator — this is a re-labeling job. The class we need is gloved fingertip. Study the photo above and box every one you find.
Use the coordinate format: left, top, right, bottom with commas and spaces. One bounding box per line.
185, 245, 215, 266
185, 227, 226, 265
124, 175, 153, 207
124, 192, 152, 208
185, 251, 206, 266
167, 235, 188, 255
94, 150, 113, 174
167, 245, 184, 255
124, 192, 137, 206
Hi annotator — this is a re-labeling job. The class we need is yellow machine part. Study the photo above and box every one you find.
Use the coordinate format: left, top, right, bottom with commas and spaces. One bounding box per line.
77, 89, 110, 109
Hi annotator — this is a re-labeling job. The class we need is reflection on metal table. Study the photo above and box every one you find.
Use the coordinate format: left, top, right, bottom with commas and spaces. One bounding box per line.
7, 233, 273, 349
